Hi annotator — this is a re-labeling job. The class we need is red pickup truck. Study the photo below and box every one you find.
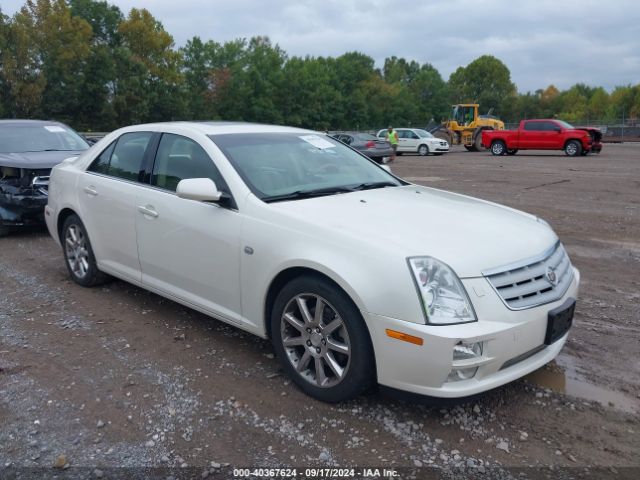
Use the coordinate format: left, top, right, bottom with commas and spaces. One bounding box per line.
482, 119, 603, 156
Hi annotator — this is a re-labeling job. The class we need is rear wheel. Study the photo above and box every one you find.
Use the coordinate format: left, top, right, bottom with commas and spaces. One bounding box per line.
463, 145, 473, 151
507, 149, 518, 155
271, 275, 375, 402
564, 140, 582, 157
62, 214, 110, 287
490, 140, 506, 156
0, 225, 11, 238
418, 144, 429, 156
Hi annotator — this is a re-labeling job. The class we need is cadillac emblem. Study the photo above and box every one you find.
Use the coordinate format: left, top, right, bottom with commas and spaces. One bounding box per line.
546, 266, 558, 286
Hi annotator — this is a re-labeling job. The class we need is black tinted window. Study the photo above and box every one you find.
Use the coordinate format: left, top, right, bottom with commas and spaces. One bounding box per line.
88, 142, 115, 174
152, 134, 226, 192
109, 132, 152, 181
524, 122, 544, 131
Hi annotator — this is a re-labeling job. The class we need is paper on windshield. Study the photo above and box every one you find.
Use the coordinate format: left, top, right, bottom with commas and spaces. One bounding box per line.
45, 126, 66, 132
299, 135, 335, 149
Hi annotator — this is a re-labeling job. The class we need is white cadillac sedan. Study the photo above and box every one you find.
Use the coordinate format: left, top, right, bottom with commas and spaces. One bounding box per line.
45, 122, 579, 403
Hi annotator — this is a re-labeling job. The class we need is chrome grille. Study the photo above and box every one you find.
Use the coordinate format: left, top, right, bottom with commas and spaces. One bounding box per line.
484, 242, 574, 310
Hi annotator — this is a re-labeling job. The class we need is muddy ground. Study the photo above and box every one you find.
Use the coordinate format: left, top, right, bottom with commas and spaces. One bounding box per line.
1, 144, 639, 479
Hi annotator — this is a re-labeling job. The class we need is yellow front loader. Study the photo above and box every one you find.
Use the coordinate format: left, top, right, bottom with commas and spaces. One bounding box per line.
430, 104, 505, 151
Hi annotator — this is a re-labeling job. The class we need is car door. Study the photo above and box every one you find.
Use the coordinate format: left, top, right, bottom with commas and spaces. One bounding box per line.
78, 131, 155, 282
135, 133, 243, 324
405, 130, 420, 152
396, 129, 410, 152
521, 121, 556, 149
545, 121, 565, 149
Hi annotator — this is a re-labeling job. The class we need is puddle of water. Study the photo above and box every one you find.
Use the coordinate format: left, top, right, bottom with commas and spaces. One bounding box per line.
524, 355, 639, 414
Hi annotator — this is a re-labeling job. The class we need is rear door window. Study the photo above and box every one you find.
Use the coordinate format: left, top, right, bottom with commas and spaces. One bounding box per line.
87, 132, 152, 182
524, 122, 544, 131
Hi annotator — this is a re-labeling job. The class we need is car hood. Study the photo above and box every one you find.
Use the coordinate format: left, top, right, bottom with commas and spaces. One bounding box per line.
272, 185, 557, 278
0, 150, 85, 169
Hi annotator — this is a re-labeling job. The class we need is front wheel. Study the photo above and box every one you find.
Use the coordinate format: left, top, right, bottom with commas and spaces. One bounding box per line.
62, 214, 110, 287
490, 141, 506, 156
271, 275, 375, 402
418, 144, 429, 156
564, 140, 582, 157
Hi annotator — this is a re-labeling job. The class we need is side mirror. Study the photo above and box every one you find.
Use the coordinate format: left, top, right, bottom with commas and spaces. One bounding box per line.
176, 178, 222, 202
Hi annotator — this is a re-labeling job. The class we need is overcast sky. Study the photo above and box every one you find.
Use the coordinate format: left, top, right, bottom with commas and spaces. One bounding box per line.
3, 0, 639, 92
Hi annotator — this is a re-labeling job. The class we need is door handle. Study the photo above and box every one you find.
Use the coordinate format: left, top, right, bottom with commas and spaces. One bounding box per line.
83, 186, 98, 196
137, 205, 159, 218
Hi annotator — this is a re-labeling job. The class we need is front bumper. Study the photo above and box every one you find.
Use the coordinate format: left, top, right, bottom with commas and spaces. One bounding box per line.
433, 144, 450, 152
589, 143, 603, 153
0, 185, 48, 226
364, 267, 580, 398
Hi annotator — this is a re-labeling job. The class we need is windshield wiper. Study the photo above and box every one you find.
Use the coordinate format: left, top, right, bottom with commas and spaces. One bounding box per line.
349, 181, 399, 191
263, 186, 356, 203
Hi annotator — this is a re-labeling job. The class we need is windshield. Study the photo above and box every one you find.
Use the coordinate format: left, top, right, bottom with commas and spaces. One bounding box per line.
209, 133, 404, 202
415, 129, 434, 138
557, 120, 574, 129
0, 124, 90, 153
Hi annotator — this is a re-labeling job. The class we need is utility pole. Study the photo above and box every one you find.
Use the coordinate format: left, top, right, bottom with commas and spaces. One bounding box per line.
621, 106, 624, 143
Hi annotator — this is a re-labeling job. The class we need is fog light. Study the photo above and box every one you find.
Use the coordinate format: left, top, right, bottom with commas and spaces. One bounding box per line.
447, 367, 478, 382
446, 341, 483, 382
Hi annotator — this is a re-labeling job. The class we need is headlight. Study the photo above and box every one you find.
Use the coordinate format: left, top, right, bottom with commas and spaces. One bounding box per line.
408, 257, 477, 325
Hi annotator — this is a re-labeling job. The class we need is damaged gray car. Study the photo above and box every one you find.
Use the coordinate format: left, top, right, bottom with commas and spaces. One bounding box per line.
0, 120, 90, 236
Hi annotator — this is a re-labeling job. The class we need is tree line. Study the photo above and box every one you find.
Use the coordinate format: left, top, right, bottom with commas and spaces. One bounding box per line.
1, 0, 639, 132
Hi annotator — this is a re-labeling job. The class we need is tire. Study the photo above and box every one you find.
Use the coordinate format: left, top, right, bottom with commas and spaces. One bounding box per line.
474, 132, 485, 151
507, 149, 518, 155
0, 225, 11, 238
62, 214, 110, 287
463, 145, 473, 151
432, 129, 452, 146
270, 275, 375, 403
417, 144, 429, 156
564, 140, 582, 157
490, 140, 506, 156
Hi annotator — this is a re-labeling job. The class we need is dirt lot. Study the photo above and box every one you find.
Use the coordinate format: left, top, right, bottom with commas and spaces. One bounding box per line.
1, 144, 639, 479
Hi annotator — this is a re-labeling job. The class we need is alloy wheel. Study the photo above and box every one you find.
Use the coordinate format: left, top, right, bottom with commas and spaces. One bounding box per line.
65, 224, 90, 279
280, 293, 351, 388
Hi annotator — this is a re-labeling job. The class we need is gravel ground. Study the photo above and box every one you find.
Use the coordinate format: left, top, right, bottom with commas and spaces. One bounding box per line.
0, 143, 639, 479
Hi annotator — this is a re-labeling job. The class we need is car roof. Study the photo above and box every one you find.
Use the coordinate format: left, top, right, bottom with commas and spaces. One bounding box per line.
118, 121, 316, 136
